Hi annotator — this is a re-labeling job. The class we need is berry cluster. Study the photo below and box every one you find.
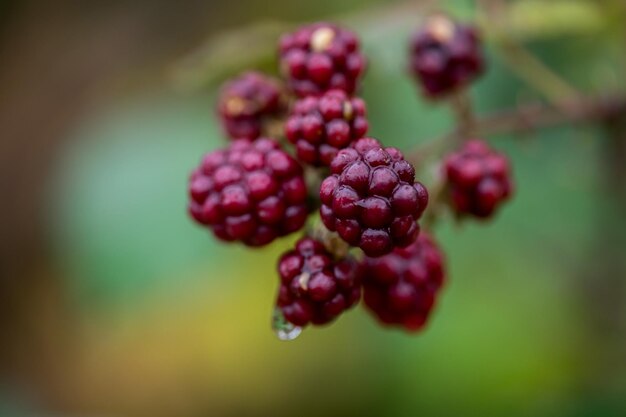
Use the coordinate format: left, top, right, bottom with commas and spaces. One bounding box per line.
286, 89, 369, 166
276, 237, 361, 327
362, 233, 445, 331
320, 138, 428, 257
444, 139, 513, 218
409, 15, 484, 97
188, 138, 308, 246
217, 72, 286, 140
187, 15, 513, 339
279, 23, 366, 97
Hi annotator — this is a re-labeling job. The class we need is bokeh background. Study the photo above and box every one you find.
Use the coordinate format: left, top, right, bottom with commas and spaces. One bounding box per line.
1, 0, 625, 416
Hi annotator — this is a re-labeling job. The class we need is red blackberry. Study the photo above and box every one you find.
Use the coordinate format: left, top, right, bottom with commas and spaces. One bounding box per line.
443, 139, 513, 218
285, 89, 369, 166
188, 138, 309, 246
275, 237, 361, 327
409, 15, 484, 98
362, 232, 445, 332
279, 22, 367, 97
320, 138, 429, 257
217, 72, 286, 140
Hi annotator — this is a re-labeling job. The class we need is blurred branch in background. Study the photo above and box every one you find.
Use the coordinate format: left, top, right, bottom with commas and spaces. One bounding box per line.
409, 94, 626, 164
172, 21, 291, 91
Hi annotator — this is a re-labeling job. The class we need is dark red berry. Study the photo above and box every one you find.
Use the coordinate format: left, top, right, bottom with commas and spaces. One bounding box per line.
362, 232, 445, 332
217, 72, 286, 140
443, 139, 513, 218
409, 15, 484, 98
320, 138, 429, 257
279, 22, 367, 97
275, 237, 362, 327
286, 89, 369, 166
188, 138, 309, 246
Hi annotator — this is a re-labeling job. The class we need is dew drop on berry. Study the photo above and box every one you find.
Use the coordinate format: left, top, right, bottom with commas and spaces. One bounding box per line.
272, 307, 303, 341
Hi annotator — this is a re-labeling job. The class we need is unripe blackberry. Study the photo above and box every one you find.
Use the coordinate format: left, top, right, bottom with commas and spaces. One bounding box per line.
444, 139, 513, 218
279, 22, 366, 97
362, 232, 445, 332
409, 15, 484, 98
285, 89, 369, 166
188, 138, 309, 246
276, 237, 361, 327
320, 138, 429, 257
217, 72, 286, 140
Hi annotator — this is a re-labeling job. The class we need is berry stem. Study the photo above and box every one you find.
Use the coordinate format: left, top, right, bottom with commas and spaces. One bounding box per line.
449, 91, 476, 138
307, 220, 352, 261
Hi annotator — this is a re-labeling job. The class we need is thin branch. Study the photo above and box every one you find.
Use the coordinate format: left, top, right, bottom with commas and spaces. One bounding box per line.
409, 94, 626, 164
449, 91, 477, 138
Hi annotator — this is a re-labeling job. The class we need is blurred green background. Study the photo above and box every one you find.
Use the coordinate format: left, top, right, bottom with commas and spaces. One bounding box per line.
1, 0, 625, 416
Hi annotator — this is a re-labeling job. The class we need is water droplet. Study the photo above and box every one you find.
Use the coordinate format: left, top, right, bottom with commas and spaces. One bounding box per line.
272, 307, 302, 341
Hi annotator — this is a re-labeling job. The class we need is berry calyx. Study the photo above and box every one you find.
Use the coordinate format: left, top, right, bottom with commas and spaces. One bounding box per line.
285, 89, 369, 166
409, 15, 484, 98
362, 232, 445, 331
217, 72, 286, 140
443, 139, 513, 218
279, 22, 367, 97
320, 138, 429, 257
188, 138, 309, 246
275, 237, 362, 327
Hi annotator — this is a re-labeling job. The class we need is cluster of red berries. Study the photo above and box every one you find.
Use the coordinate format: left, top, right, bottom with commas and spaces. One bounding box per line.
279, 23, 366, 97
187, 15, 513, 339
444, 140, 513, 218
189, 138, 308, 246
320, 138, 428, 257
217, 72, 286, 140
276, 237, 361, 327
409, 15, 484, 98
286, 89, 368, 166
362, 233, 445, 331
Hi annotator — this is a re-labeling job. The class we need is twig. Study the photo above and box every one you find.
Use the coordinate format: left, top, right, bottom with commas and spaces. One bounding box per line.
422, 91, 478, 228
409, 94, 626, 164
449, 91, 476, 138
